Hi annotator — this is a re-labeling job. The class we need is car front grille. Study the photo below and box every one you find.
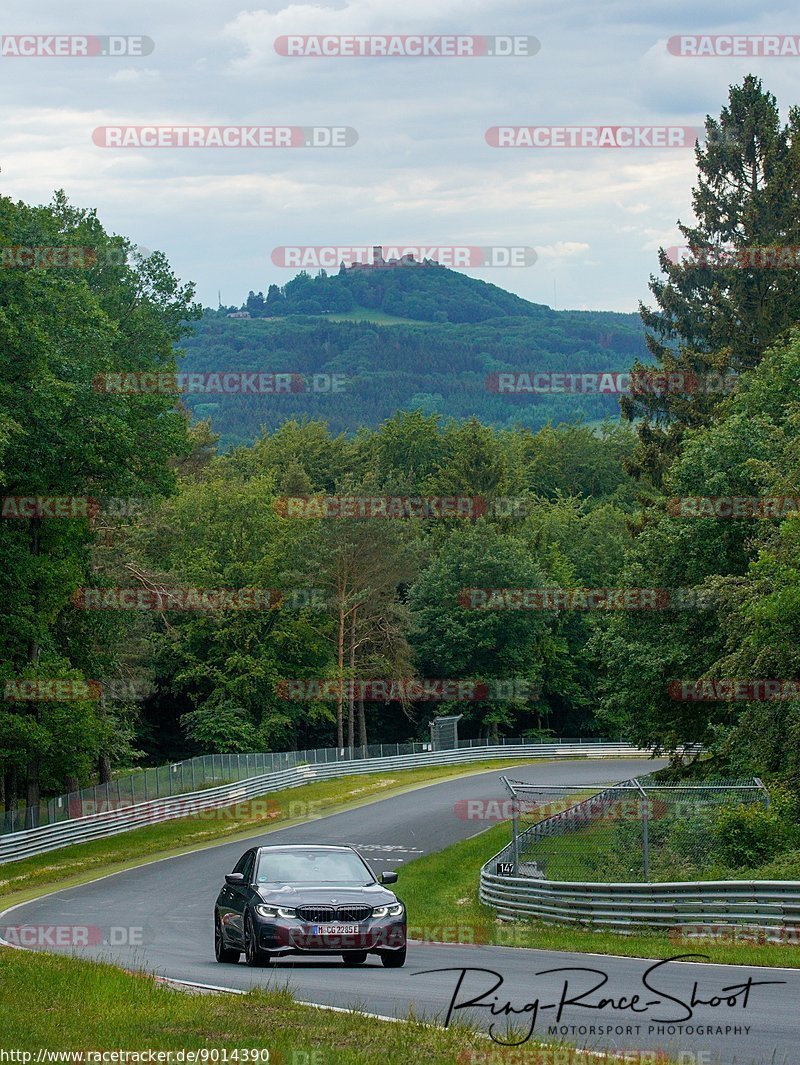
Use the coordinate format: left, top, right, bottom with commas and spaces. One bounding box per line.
336, 905, 372, 923
296, 906, 336, 923
295, 905, 373, 923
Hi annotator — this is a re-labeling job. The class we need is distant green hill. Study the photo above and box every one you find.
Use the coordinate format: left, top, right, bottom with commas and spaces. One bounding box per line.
181, 264, 648, 447
241, 258, 557, 324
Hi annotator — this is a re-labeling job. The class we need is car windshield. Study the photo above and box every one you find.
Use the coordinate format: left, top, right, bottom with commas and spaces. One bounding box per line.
256, 849, 373, 885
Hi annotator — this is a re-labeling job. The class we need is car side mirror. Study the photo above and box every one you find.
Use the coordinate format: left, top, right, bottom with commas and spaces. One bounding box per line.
225, 872, 245, 885
379, 871, 398, 885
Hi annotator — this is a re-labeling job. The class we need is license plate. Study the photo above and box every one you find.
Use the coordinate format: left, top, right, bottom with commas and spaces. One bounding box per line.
311, 924, 359, 935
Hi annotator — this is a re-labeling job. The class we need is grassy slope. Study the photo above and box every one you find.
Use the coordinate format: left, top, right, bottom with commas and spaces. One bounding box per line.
0, 946, 691, 1063
0, 948, 498, 1062
397, 822, 800, 969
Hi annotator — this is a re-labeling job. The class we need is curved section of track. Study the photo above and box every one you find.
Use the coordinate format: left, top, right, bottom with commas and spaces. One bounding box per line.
4, 759, 796, 1065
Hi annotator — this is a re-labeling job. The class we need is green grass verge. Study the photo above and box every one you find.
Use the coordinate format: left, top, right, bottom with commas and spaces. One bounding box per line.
397, 821, 800, 969
0, 943, 691, 1064
0, 947, 515, 1062
0, 759, 542, 909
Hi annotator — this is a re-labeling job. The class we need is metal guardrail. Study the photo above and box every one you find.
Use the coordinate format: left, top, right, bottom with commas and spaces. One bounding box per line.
480, 868, 800, 933
480, 788, 800, 934
1, 735, 609, 834
0, 742, 649, 864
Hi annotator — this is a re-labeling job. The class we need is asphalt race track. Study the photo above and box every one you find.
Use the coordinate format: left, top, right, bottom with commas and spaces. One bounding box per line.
4, 758, 797, 1065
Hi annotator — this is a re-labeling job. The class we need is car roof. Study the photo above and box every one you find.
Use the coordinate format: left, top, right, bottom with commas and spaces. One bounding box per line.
254, 844, 356, 853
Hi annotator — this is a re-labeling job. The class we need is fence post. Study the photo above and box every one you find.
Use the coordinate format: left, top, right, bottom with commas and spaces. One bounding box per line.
633, 778, 650, 881
501, 777, 519, 872
754, 777, 770, 809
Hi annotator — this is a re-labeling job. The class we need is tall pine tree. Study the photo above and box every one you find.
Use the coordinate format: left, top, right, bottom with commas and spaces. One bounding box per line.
624, 76, 800, 484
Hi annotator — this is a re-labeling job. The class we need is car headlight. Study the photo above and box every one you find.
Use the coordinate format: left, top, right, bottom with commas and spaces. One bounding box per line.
256, 905, 296, 919
371, 903, 404, 918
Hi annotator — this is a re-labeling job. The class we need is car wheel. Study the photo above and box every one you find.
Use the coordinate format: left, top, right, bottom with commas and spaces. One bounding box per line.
244, 914, 271, 967
380, 947, 406, 968
214, 914, 241, 963
342, 951, 368, 966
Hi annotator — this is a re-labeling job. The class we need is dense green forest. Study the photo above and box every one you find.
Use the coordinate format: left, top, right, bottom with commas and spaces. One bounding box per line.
3, 76, 800, 821
184, 303, 647, 445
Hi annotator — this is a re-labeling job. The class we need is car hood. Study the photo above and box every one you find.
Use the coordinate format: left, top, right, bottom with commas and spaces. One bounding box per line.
255, 883, 399, 907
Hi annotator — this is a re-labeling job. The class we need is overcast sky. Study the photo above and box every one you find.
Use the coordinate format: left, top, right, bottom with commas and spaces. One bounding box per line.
1, 0, 798, 312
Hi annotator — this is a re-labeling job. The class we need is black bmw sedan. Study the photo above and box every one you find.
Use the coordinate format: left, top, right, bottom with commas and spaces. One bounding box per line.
214, 843, 407, 967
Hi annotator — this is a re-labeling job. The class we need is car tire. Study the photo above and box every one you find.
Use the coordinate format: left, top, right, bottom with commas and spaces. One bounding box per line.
342, 952, 368, 966
244, 914, 271, 967
380, 946, 406, 968
214, 914, 241, 964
